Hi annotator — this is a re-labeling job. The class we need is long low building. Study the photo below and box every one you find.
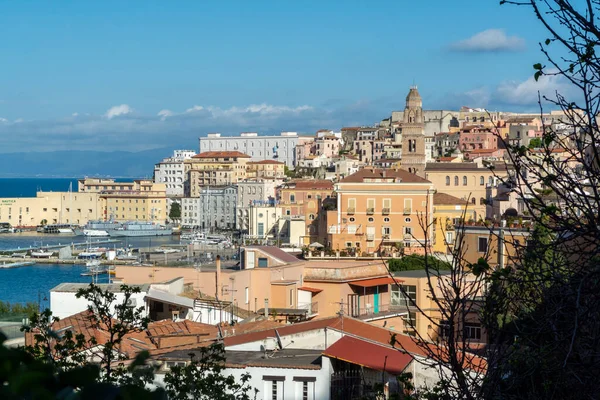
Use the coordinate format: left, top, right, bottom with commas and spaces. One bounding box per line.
0, 178, 168, 227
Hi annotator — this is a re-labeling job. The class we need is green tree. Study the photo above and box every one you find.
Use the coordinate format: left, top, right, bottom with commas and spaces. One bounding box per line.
388, 255, 451, 272
19, 283, 257, 398
169, 202, 181, 222
23, 284, 152, 386
527, 137, 542, 148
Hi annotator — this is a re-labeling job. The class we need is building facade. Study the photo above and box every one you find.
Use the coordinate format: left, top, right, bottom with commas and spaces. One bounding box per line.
199, 132, 298, 167
153, 150, 196, 197
184, 151, 250, 197
236, 180, 280, 232
246, 160, 285, 179
278, 180, 335, 246
424, 161, 509, 220
0, 191, 102, 227
326, 168, 434, 255
181, 185, 237, 230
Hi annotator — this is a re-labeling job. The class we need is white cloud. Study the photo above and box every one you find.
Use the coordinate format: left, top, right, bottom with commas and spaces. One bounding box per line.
450, 29, 525, 53
0, 117, 7, 123
493, 70, 577, 106
105, 104, 133, 119
185, 105, 204, 113
157, 109, 173, 120
0, 101, 368, 153
72, 112, 79, 117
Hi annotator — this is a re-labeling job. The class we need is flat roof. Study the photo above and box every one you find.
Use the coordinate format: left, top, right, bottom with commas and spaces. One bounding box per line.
51, 283, 150, 293
160, 348, 322, 369
393, 269, 452, 278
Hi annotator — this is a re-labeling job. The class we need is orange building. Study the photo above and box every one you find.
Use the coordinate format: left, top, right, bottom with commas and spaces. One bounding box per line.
278, 180, 335, 245
326, 168, 434, 255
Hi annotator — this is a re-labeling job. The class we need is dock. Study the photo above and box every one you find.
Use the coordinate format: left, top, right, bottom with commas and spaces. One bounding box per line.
0, 261, 36, 269
0, 239, 121, 254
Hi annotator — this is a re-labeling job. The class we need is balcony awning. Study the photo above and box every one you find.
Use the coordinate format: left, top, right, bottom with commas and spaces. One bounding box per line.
349, 276, 399, 288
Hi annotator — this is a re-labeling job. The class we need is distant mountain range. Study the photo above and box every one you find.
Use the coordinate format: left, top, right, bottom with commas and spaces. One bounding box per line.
0, 148, 179, 178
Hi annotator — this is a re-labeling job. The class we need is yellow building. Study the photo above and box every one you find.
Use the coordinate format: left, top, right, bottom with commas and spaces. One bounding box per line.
184, 151, 251, 197
425, 161, 510, 220
78, 178, 168, 223
432, 192, 476, 254
0, 179, 168, 227
103, 190, 167, 223
0, 191, 102, 227
246, 160, 285, 179
326, 168, 434, 255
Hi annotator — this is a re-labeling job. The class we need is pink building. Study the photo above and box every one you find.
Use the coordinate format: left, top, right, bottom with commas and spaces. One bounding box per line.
459, 126, 498, 152
314, 134, 341, 158
295, 136, 315, 166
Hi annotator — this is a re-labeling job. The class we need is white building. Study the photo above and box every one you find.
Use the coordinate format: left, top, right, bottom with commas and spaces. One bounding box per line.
199, 132, 299, 167
236, 180, 280, 232
181, 185, 238, 230
50, 283, 150, 319
154, 150, 196, 197
248, 204, 283, 240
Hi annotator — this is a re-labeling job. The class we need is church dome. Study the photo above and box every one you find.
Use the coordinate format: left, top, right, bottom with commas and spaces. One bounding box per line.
405, 86, 422, 108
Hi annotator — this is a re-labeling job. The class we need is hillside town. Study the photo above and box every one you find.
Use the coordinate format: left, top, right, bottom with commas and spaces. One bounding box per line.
0, 85, 586, 398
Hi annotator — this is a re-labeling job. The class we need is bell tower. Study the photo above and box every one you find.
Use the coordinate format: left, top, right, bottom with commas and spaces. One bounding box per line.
400, 86, 426, 177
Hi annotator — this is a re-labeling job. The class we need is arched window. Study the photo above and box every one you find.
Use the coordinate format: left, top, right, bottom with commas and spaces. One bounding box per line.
471, 198, 476, 205
480, 176, 485, 186
446, 176, 450, 186
463, 176, 467, 186
480, 197, 485, 205
488, 176, 493, 186
454, 176, 459, 186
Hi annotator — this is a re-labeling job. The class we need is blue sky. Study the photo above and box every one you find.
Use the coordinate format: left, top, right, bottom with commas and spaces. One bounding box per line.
0, 0, 574, 152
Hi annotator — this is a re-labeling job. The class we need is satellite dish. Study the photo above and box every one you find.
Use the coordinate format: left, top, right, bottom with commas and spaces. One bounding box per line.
274, 329, 283, 350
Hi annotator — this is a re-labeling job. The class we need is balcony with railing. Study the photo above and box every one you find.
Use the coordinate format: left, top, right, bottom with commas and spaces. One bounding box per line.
366, 208, 375, 215
297, 302, 319, 317
347, 208, 355, 215
366, 234, 375, 241
382, 208, 390, 215
403, 208, 412, 215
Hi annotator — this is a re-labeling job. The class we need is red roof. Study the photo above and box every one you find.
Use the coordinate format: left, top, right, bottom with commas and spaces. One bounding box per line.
349, 277, 399, 287
340, 168, 430, 184
222, 315, 487, 373
324, 336, 413, 374
193, 151, 251, 159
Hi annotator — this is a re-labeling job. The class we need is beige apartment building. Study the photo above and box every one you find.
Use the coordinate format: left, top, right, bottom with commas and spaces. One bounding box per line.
424, 161, 510, 220
0, 178, 168, 227
246, 160, 285, 179
78, 178, 168, 223
184, 151, 251, 197
0, 191, 102, 227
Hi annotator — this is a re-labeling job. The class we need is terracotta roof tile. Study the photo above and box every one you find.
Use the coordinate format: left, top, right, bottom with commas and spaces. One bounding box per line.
340, 168, 431, 184
323, 336, 413, 375
433, 192, 469, 206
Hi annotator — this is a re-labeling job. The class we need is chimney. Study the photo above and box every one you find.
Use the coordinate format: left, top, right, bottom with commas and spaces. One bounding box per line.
215, 255, 221, 300
264, 298, 269, 318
